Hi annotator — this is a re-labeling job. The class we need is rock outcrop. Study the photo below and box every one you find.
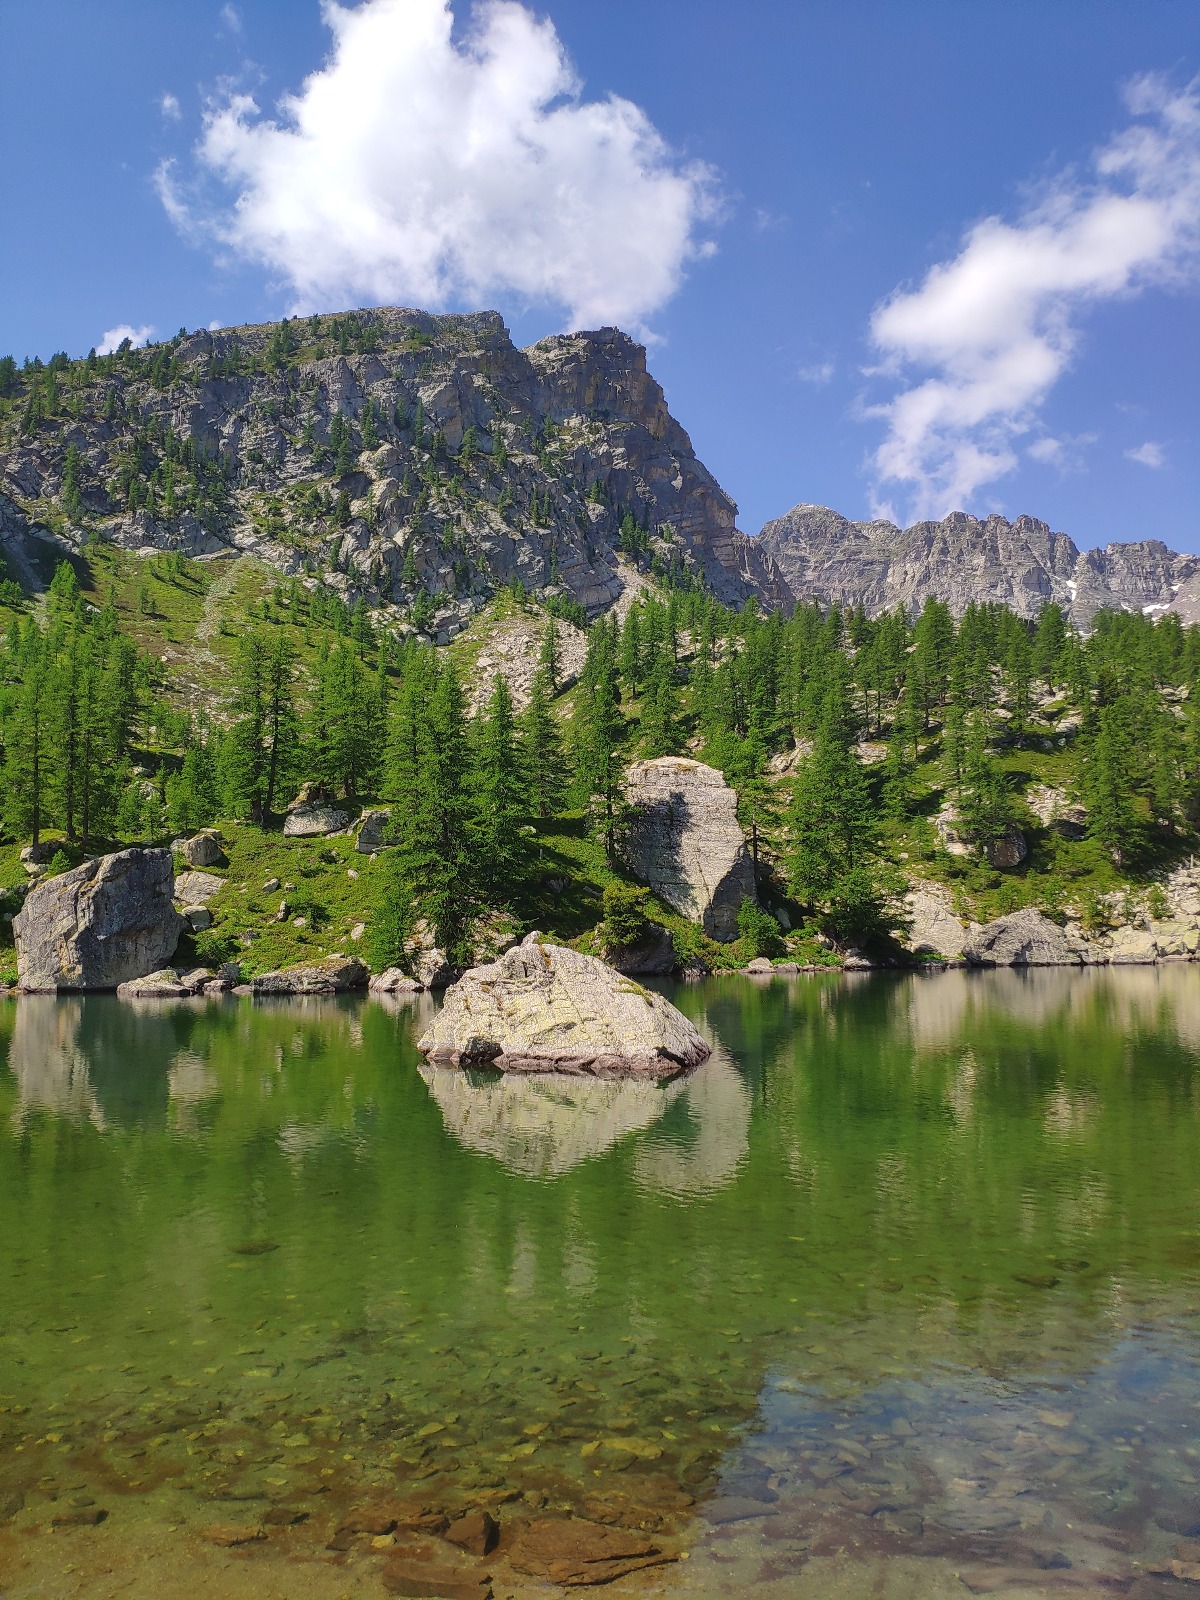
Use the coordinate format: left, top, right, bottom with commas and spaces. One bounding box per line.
757, 504, 1200, 628
963, 908, 1084, 967
606, 922, 678, 976
179, 831, 224, 867
13, 848, 185, 992
904, 885, 970, 960
283, 805, 350, 838
355, 808, 391, 854
244, 956, 368, 995
619, 758, 756, 941
418, 934, 710, 1077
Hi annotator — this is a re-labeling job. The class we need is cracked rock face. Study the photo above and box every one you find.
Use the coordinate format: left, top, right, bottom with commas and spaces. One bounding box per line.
619, 758, 756, 942
756, 504, 1200, 628
418, 933, 710, 1078
13, 848, 185, 992
963, 908, 1085, 967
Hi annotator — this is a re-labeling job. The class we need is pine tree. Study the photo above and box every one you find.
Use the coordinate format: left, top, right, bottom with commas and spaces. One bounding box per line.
471, 677, 529, 900
640, 651, 682, 757
538, 618, 561, 693
520, 667, 569, 818
1082, 699, 1141, 864
785, 682, 888, 943
573, 621, 625, 858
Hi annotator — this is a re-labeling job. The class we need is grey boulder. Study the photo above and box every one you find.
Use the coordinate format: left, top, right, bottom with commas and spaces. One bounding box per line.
963, 908, 1084, 967
356, 808, 391, 854
619, 757, 756, 941
13, 848, 186, 992
419, 933, 710, 1078
180, 831, 224, 867
244, 956, 368, 995
283, 805, 350, 838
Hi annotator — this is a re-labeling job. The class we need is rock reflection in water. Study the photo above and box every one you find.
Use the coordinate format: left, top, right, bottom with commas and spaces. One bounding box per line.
7, 996, 102, 1130
418, 1059, 687, 1175
633, 1044, 751, 1196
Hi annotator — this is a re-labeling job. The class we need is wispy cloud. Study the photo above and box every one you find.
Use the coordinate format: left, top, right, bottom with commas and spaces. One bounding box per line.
160, 92, 182, 121
161, 0, 719, 333
866, 74, 1200, 519
1027, 432, 1097, 473
97, 323, 155, 355
1126, 439, 1166, 467
219, 4, 242, 34
797, 360, 834, 386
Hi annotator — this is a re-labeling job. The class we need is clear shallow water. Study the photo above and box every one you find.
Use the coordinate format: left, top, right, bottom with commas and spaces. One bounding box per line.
0, 970, 1199, 1598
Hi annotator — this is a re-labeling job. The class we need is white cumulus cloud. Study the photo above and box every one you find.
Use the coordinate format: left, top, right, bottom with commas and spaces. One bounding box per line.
1126, 439, 1166, 467
97, 324, 156, 355
161, 0, 717, 331
866, 74, 1200, 520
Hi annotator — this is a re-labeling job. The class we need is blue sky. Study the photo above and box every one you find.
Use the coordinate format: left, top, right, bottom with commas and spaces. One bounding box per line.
2, 0, 1198, 550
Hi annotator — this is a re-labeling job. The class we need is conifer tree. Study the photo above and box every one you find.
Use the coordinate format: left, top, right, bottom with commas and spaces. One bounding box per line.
573, 620, 624, 858
520, 667, 569, 818
785, 682, 888, 943
471, 677, 528, 899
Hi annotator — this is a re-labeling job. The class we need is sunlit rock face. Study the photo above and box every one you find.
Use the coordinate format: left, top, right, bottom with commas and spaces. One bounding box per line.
418, 935, 710, 1077
757, 504, 1200, 628
13, 849, 185, 992
619, 758, 756, 942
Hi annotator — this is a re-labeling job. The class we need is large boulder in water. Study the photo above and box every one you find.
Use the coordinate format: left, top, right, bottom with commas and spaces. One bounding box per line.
13, 848, 185, 992
418, 934, 710, 1078
619, 757, 756, 941
962, 907, 1084, 967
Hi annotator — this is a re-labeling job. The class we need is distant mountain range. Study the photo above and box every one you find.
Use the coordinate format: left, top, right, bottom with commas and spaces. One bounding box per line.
752, 505, 1200, 629
0, 307, 1193, 632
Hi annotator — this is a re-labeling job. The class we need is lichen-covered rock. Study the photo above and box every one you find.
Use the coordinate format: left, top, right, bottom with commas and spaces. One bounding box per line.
904, 885, 969, 960
180, 831, 224, 867
117, 966, 216, 999
619, 758, 756, 941
13, 848, 186, 992
283, 805, 350, 837
355, 808, 391, 854
173, 870, 224, 905
1026, 784, 1088, 839
419, 934, 709, 1077
369, 967, 423, 994
987, 826, 1028, 869
246, 956, 368, 994
1106, 927, 1160, 964
963, 908, 1084, 967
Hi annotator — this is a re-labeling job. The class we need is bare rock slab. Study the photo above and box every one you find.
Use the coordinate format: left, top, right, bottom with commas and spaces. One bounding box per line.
963, 908, 1084, 967
418, 934, 710, 1078
619, 757, 756, 941
14, 848, 185, 992
246, 956, 368, 994
282, 804, 350, 837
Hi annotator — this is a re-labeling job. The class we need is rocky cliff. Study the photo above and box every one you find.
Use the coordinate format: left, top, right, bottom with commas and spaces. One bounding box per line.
3, 306, 1195, 634
757, 505, 1200, 628
0, 308, 764, 639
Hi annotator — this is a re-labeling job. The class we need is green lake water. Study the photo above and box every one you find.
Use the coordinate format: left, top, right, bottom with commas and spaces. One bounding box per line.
1, 968, 1200, 1598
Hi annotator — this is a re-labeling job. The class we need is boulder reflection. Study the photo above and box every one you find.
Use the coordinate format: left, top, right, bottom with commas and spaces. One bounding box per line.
418, 1061, 689, 1177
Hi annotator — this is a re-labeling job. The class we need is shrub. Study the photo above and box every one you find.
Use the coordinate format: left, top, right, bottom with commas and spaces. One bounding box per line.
1147, 884, 1171, 921
600, 883, 653, 953
736, 897, 785, 958
46, 850, 73, 878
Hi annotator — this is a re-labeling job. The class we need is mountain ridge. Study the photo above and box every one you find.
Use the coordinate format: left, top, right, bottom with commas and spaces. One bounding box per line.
0, 304, 1193, 631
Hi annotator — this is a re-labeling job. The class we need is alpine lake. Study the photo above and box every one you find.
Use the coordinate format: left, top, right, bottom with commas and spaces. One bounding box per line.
2, 968, 1200, 1600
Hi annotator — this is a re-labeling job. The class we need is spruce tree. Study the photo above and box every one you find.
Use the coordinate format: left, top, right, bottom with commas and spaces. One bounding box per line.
471, 677, 528, 900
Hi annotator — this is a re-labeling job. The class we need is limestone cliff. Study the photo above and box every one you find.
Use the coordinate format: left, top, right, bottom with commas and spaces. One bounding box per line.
0, 308, 759, 639
757, 504, 1200, 628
